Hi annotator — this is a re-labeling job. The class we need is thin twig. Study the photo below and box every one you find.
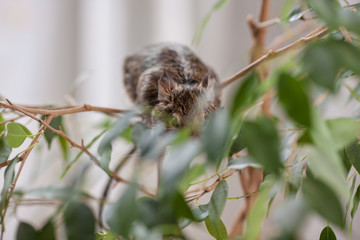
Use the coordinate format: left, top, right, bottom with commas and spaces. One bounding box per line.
0, 101, 126, 117
221, 25, 328, 89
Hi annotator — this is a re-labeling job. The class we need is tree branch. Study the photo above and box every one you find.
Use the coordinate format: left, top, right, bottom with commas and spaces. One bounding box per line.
221, 25, 328, 89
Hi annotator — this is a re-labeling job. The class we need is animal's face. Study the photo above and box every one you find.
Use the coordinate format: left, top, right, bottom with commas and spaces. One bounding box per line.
153, 71, 219, 131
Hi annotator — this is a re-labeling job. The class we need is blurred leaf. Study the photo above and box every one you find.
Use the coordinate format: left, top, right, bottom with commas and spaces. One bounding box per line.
6, 122, 32, 148
106, 182, 138, 238
240, 116, 283, 174
208, 180, 228, 228
345, 177, 357, 222
99, 145, 112, 175
0, 137, 11, 164
98, 111, 136, 155
278, 73, 312, 127
0, 115, 5, 133
161, 140, 200, 195
192, 0, 230, 45
228, 157, 262, 170
132, 123, 173, 160
172, 192, 194, 220
241, 177, 274, 240
284, 6, 308, 23
36, 221, 55, 240
351, 185, 360, 219
132, 224, 161, 240
302, 177, 344, 227
192, 204, 209, 222
344, 83, 360, 102
41, 115, 62, 147
326, 118, 360, 150
178, 163, 205, 193
303, 39, 360, 90
273, 197, 307, 238
203, 109, 230, 165
64, 202, 95, 240
58, 135, 68, 160
309, 0, 360, 35
230, 73, 259, 118
0, 157, 18, 211
16, 222, 36, 240
319, 226, 337, 240
26, 186, 88, 201
302, 42, 339, 90
287, 158, 303, 195
345, 140, 360, 174
204, 217, 228, 240
281, 0, 295, 20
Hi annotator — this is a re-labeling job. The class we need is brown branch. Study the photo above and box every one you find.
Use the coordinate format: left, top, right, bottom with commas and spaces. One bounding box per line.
221, 25, 328, 89
1, 115, 53, 238
0, 101, 155, 198
185, 169, 236, 202
0, 101, 126, 117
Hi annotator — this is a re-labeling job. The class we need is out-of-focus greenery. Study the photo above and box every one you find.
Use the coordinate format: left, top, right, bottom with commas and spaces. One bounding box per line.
1, 0, 360, 239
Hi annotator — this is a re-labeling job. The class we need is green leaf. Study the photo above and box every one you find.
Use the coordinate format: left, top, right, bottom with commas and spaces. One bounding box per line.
203, 109, 230, 165
0, 137, 11, 164
172, 192, 194, 220
327, 118, 360, 150
278, 73, 311, 127
230, 72, 259, 118
345, 140, 360, 174
36, 220, 55, 240
285, 6, 307, 23
0, 114, 5, 133
192, 0, 230, 46
319, 226, 337, 240
344, 83, 360, 102
345, 177, 357, 222
98, 111, 136, 155
41, 115, 62, 147
0, 157, 18, 212
64, 202, 95, 240
99, 145, 112, 175
241, 177, 274, 240
240, 116, 283, 174
6, 122, 32, 148
280, 0, 295, 20
16, 222, 36, 240
192, 204, 209, 222
161, 140, 200, 195
208, 180, 228, 228
228, 157, 262, 170
351, 185, 360, 219
287, 158, 303, 195
106, 182, 138, 238
302, 177, 344, 227
204, 217, 228, 240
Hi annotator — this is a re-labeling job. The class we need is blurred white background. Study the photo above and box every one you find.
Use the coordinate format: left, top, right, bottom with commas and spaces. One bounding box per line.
1, 0, 360, 239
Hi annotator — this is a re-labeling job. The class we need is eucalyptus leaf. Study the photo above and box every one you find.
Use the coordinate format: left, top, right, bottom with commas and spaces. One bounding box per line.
36, 220, 55, 240
240, 116, 283, 174
319, 226, 337, 240
351, 185, 360, 219
345, 140, 360, 174
192, 204, 209, 222
6, 122, 32, 148
41, 115, 63, 147
202, 109, 231, 165
278, 73, 311, 127
0, 137, 11, 164
16, 222, 36, 240
204, 217, 228, 240
64, 202, 95, 240
326, 118, 360, 150
302, 177, 344, 227
0, 157, 18, 211
106, 182, 138, 238
208, 180, 228, 228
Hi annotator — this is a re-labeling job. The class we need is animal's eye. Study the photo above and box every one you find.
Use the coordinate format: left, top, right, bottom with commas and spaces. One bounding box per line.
169, 115, 180, 128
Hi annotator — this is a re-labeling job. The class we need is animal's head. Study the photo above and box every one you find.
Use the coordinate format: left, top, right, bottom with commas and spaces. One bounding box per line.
153, 71, 220, 132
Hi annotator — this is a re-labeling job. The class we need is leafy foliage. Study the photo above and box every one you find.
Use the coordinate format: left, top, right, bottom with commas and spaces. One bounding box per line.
1, 1, 360, 240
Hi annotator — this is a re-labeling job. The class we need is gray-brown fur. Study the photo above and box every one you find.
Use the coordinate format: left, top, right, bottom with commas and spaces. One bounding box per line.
123, 42, 221, 131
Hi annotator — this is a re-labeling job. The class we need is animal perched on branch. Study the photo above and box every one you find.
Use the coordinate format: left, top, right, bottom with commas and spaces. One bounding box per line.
123, 42, 221, 132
